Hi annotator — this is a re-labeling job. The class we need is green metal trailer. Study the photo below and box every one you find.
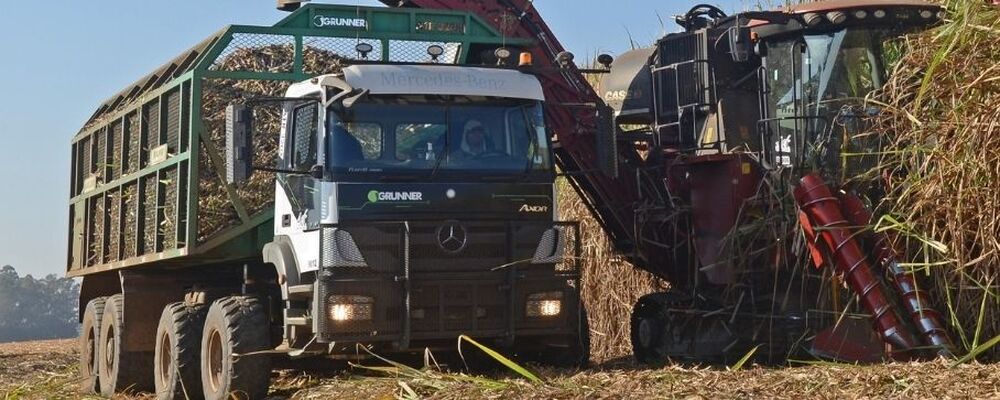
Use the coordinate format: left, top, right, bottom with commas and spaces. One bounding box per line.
67, 3, 529, 277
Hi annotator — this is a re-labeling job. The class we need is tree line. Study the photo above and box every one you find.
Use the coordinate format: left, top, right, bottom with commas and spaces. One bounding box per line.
0, 265, 79, 343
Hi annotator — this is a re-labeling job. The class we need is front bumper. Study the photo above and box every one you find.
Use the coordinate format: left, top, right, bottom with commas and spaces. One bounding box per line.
313, 220, 582, 352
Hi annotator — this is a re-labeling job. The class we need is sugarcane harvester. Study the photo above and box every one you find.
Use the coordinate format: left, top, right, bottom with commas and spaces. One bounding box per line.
382, 0, 957, 363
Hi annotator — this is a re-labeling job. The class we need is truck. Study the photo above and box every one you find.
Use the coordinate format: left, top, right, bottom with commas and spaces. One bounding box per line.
69, 4, 585, 399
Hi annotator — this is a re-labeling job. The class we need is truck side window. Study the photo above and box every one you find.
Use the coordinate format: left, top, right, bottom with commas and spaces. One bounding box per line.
282, 103, 319, 226
290, 103, 318, 170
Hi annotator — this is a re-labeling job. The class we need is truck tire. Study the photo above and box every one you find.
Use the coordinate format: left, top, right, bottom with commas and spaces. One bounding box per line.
99, 294, 154, 396
154, 302, 207, 400
200, 296, 272, 400
79, 296, 107, 394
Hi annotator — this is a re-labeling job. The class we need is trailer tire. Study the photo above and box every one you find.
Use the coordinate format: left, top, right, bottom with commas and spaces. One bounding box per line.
98, 294, 154, 396
154, 302, 207, 400
200, 296, 272, 400
79, 296, 107, 394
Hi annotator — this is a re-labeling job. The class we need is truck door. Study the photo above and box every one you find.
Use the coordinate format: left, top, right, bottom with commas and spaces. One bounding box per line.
275, 101, 322, 271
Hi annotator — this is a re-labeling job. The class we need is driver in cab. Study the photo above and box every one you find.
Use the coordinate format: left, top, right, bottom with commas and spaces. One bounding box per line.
455, 120, 489, 160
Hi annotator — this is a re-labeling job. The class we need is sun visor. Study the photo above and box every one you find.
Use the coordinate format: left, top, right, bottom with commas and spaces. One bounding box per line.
598, 47, 656, 125
342, 64, 545, 101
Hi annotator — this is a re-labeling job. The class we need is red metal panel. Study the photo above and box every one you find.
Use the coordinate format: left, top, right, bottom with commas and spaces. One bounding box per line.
685, 154, 763, 284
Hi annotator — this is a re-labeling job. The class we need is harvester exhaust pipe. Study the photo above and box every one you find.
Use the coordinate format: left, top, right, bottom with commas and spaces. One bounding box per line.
838, 192, 956, 358
794, 173, 919, 353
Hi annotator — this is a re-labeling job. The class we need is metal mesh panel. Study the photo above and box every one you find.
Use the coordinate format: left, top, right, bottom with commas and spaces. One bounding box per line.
195, 144, 241, 242
126, 113, 140, 174
554, 224, 581, 272
161, 167, 179, 250
110, 121, 123, 181
318, 275, 403, 338
176, 162, 188, 249
388, 40, 461, 63
209, 33, 296, 72
142, 174, 158, 254
318, 223, 404, 338
95, 129, 107, 183
87, 196, 104, 267
74, 141, 85, 195
407, 221, 511, 272
321, 227, 367, 268
303, 36, 380, 75
180, 83, 191, 152
291, 105, 317, 169
104, 189, 121, 262
411, 281, 506, 333
144, 100, 161, 166
122, 183, 138, 259
165, 90, 180, 154
334, 224, 403, 273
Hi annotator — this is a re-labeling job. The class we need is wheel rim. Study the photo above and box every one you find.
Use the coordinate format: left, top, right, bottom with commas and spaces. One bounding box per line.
637, 318, 655, 348
85, 327, 97, 375
103, 325, 116, 375
157, 331, 172, 388
207, 328, 223, 392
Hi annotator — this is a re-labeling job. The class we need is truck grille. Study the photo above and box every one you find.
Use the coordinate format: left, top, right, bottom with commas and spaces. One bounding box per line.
316, 221, 580, 343
327, 221, 548, 273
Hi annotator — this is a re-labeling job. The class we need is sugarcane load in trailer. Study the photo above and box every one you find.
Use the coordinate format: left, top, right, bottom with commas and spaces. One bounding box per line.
370, 0, 955, 364
69, 4, 587, 399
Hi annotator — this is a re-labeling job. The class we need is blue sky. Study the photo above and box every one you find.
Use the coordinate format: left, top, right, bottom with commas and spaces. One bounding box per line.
0, 0, 748, 278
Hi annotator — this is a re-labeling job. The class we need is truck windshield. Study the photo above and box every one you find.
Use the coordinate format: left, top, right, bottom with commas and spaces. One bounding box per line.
326, 96, 551, 180
762, 27, 890, 169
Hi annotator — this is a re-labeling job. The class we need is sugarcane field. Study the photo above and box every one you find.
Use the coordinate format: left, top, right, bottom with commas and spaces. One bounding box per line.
0, 0, 998, 399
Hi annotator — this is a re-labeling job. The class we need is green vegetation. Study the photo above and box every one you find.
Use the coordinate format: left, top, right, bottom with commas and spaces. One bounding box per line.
0, 266, 79, 343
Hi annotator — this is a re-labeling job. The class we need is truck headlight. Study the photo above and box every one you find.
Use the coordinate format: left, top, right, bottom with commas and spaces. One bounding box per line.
328, 295, 374, 321
526, 291, 562, 317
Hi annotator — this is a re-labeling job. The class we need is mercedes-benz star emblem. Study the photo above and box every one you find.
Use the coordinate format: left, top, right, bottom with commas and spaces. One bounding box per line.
436, 221, 468, 254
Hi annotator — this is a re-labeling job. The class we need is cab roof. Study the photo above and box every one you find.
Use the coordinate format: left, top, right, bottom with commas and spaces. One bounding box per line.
289, 64, 545, 101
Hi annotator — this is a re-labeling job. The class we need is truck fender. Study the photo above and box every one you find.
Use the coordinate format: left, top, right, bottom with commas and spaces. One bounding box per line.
263, 236, 300, 301
78, 271, 122, 322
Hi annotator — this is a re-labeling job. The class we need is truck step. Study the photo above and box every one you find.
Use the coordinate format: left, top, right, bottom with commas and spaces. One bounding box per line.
285, 308, 310, 326
287, 284, 313, 299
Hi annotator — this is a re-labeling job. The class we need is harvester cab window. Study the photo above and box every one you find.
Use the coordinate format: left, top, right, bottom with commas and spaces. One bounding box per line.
762, 28, 891, 169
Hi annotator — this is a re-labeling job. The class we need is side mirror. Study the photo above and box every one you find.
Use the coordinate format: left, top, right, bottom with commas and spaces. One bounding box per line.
225, 103, 253, 185
595, 103, 619, 178
729, 21, 752, 63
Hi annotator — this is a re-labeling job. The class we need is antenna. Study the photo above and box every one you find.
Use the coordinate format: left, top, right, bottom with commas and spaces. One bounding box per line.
277, 0, 309, 12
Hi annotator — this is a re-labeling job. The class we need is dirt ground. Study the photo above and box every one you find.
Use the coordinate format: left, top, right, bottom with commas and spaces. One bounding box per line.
1, 339, 998, 399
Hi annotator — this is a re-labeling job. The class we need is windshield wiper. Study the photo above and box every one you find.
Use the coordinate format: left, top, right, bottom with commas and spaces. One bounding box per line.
427, 108, 450, 182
